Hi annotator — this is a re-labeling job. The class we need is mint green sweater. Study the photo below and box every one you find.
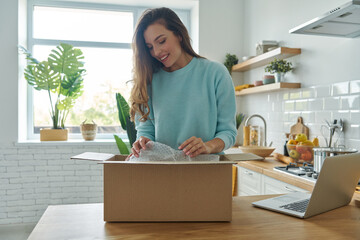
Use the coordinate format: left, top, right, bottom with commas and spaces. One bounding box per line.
136, 57, 237, 152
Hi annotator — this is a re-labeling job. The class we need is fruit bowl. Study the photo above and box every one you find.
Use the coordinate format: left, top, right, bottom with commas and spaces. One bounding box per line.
286, 144, 314, 164
238, 146, 275, 158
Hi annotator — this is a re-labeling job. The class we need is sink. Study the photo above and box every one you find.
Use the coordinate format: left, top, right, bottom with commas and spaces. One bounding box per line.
238, 146, 275, 158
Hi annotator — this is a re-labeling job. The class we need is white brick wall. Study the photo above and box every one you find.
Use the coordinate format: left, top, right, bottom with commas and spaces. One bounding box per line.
239, 80, 360, 152
0, 142, 119, 225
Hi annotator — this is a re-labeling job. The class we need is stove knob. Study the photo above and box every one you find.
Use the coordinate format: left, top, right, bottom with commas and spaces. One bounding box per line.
306, 172, 313, 177
312, 173, 318, 179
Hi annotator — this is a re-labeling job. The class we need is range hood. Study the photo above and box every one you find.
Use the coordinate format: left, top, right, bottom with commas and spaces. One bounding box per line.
289, 0, 360, 38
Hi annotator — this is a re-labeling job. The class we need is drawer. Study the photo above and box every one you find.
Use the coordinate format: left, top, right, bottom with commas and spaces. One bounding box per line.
237, 166, 262, 196
263, 175, 308, 195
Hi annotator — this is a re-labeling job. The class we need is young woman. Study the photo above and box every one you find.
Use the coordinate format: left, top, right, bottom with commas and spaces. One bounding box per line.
129, 7, 236, 158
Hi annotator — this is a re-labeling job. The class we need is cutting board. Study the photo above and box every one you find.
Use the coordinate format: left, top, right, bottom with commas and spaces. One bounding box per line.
290, 117, 309, 138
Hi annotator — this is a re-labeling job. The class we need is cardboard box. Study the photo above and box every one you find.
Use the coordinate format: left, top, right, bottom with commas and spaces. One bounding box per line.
71, 152, 236, 222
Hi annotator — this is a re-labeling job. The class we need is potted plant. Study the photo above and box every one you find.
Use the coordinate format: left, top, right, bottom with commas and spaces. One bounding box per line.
20, 43, 86, 141
224, 53, 239, 75
264, 58, 293, 82
235, 113, 246, 146
114, 92, 137, 154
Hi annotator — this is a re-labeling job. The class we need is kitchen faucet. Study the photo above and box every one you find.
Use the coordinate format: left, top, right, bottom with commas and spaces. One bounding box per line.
245, 114, 267, 147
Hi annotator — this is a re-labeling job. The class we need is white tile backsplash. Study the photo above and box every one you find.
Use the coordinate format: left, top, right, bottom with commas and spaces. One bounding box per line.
315, 85, 331, 98
295, 100, 308, 111
289, 92, 301, 100
308, 98, 324, 111
284, 101, 295, 111
315, 111, 333, 124
323, 97, 341, 110
282, 92, 289, 100
350, 80, 360, 94
301, 88, 316, 99
300, 111, 315, 123
332, 110, 350, 122
240, 80, 360, 153
346, 124, 360, 140
350, 110, 360, 124
340, 95, 360, 110
331, 82, 349, 96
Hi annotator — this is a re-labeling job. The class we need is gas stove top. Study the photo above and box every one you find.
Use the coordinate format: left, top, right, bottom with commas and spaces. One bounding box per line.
274, 163, 317, 183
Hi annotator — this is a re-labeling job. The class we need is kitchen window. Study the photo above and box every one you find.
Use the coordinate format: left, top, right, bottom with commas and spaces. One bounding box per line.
26, 0, 191, 140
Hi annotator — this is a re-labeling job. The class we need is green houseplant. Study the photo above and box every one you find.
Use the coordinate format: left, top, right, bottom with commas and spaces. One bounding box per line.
20, 43, 85, 140
236, 113, 246, 130
264, 58, 293, 82
235, 113, 246, 146
114, 93, 137, 154
224, 53, 239, 75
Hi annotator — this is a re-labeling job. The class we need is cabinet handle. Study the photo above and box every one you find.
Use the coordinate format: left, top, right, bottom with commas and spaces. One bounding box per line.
244, 170, 253, 176
284, 186, 298, 192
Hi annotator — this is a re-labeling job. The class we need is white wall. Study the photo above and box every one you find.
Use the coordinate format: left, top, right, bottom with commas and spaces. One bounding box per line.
199, 0, 244, 85
239, 0, 360, 151
0, 0, 19, 144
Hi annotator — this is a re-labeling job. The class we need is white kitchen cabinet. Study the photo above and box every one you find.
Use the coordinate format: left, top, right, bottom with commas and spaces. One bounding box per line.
235, 166, 307, 196
236, 166, 262, 196
263, 175, 308, 194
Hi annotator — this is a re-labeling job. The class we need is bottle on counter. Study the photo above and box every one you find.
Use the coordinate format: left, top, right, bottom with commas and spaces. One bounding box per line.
250, 125, 261, 146
243, 126, 250, 146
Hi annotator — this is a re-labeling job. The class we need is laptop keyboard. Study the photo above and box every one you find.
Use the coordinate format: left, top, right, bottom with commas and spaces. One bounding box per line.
280, 199, 310, 213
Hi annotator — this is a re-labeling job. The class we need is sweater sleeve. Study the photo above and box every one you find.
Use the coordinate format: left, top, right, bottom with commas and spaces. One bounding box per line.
213, 64, 237, 151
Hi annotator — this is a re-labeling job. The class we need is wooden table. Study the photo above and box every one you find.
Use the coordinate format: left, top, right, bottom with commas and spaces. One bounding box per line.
28, 195, 360, 240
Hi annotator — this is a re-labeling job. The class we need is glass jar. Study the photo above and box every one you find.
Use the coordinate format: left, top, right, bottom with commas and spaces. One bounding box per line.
250, 125, 261, 146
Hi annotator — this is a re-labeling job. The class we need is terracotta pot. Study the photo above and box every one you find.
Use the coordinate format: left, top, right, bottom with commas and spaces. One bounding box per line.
80, 120, 97, 141
40, 128, 68, 141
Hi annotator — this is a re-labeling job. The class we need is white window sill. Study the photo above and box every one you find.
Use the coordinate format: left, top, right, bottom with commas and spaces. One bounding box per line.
15, 139, 123, 147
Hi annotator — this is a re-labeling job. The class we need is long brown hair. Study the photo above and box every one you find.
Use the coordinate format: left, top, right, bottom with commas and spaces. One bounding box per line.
130, 7, 202, 122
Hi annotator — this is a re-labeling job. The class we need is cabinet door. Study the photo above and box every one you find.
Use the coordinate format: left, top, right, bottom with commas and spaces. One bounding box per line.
263, 175, 308, 195
236, 166, 262, 196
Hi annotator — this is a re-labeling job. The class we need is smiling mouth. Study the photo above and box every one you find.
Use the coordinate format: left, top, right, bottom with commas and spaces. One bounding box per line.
160, 54, 169, 62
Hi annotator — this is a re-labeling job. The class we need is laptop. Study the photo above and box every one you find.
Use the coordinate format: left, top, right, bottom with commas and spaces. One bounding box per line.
252, 152, 360, 218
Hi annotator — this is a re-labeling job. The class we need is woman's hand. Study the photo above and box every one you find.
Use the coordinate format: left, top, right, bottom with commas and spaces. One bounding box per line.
178, 136, 211, 158
131, 136, 151, 157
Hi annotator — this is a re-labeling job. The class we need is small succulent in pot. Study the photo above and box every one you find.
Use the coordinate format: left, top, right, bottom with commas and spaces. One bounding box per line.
224, 53, 239, 75
265, 58, 293, 74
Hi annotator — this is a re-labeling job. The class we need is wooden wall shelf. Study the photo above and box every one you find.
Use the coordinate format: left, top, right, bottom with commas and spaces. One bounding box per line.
232, 47, 301, 72
235, 82, 301, 96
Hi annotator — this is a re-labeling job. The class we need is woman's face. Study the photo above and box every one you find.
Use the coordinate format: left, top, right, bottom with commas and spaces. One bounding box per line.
144, 22, 188, 72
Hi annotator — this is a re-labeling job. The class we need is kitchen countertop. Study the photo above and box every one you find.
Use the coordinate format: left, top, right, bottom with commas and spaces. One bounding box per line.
28, 196, 360, 240
235, 156, 360, 201
236, 157, 315, 191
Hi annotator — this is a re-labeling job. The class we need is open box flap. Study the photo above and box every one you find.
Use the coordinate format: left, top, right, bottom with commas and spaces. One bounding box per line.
71, 152, 261, 164
71, 152, 116, 161
102, 160, 236, 165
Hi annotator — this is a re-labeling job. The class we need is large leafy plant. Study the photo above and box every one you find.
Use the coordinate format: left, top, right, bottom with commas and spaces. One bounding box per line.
20, 43, 85, 129
114, 93, 137, 154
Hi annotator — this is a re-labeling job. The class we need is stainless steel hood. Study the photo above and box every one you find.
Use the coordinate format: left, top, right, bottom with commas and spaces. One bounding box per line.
289, 0, 360, 38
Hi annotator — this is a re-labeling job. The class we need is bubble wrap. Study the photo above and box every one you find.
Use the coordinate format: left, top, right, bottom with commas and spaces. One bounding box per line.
128, 141, 219, 162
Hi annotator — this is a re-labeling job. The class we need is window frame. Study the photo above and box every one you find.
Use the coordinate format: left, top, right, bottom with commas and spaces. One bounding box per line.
26, 0, 191, 140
